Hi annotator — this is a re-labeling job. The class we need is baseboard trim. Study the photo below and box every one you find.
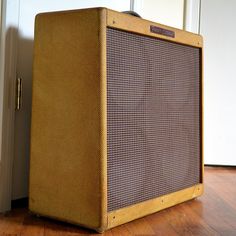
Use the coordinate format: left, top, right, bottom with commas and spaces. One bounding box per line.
205, 164, 236, 168
11, 198, 28, 208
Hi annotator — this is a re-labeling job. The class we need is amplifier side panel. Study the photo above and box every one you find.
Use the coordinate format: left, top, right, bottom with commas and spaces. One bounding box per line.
30, 8, 106, 230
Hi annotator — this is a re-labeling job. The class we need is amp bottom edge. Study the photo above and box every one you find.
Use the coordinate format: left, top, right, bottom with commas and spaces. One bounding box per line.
107, 183, 203, 230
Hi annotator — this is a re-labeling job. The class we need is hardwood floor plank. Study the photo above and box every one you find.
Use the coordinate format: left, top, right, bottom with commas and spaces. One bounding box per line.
44, 219, 92, 236
104, 224, 133, 236
115, 217, 156, 235
0, 167, 235, 235
0, 209, 25, 236
21, 216, 45, 236
162, 204, 216, 236
145, 210, 179, 236
188, 184, 236, 234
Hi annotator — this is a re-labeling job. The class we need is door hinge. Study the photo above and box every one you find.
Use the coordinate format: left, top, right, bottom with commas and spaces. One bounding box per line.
16, 78, 22, 110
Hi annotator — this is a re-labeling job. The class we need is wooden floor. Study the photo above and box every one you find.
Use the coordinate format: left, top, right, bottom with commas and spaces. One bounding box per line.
0, 167, 236, 236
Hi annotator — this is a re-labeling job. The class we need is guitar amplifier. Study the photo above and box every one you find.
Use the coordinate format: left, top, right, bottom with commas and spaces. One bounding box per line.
29, 8, 203, 233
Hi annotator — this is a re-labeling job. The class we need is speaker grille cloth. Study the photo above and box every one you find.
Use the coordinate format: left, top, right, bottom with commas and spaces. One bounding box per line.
107, 28, 201, 212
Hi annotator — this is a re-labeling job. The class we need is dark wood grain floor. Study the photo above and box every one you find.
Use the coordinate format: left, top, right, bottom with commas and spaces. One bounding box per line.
0, 167, 236, 236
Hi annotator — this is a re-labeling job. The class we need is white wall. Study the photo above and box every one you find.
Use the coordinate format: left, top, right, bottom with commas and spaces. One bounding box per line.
136, 0, 184, 29
200, 0, 236, 165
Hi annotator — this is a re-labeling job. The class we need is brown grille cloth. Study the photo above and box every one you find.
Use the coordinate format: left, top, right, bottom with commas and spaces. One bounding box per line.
107, 27, 201, 212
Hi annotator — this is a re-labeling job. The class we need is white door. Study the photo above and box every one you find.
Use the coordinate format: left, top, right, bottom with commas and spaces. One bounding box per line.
200, 0, 236, 165
0, 0, 19, 211
12, 0, 131, 200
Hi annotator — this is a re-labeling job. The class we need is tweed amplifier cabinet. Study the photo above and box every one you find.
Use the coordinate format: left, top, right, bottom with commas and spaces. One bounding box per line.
30, 8, 203, 233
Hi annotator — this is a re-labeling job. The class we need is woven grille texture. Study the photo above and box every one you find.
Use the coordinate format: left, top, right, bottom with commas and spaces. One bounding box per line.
107, 28, 201, 212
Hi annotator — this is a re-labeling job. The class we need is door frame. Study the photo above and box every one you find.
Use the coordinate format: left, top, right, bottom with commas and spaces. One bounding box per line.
0, 0, 20, 212
130, 0, 143, 13
183, 0, 201, 33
